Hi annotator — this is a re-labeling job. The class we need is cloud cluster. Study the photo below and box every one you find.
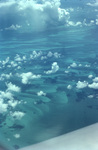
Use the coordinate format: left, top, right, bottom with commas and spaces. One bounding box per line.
45, 62, 59, 74
6, 82, 21, 92
37, 91, 46, 96
88, 82, 98, 89
10, 111, 25, 120
18, 72, 41, 84
0, 82, 21, 114
0, 0, 70, 32
76, 81, 88, 89
0, 73, 12, 81
87, 0, 98, 7
0, 99, 8, 113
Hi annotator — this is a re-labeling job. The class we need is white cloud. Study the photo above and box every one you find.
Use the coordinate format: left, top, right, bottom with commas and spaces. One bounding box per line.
14, 134, 20, 138
70, 62, 77, 68
67, 85, 72, 90
5, 24, 21, 30
0, 73, 12, 81
96, 19, 98, 25
8, 100, 18, 108
11, 111, 25, 120
87, 0, 98, 7
47, 51, 53, 57
37, 91, 46, 96
30, 51, 42, 59
1, 57, 10, 66
10, 61, 18, 67
88, 82, 98, 89
14, 54, 23, 62
0, 91, 13, 100
93, 77, 98, 82
53, 52, 61, 58
65, 70, 69, 74
76, 81, 88, 89
88, 95, 94, 99
19, 72, 41, 84
67, 21, 82, 27
0, 99, 8, 113
88, 74, 93, 79
6, 82, 21, 92
0, 0, 70, 32
45, 62, 59, 74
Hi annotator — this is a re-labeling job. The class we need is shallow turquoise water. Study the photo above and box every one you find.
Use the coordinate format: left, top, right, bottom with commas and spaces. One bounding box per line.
0, 0, 98, 149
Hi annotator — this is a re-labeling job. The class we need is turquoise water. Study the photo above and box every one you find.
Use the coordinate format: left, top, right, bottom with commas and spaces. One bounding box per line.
0, 0, 98, 149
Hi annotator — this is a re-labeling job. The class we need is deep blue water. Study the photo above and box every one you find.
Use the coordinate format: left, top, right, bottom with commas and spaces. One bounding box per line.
0, 0, 98, 149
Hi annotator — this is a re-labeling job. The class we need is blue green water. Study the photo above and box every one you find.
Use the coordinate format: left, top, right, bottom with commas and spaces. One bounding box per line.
0, 0, 98, 149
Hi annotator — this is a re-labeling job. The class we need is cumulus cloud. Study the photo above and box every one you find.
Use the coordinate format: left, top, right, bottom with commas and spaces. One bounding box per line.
6, 82, 21, 92
37, 91, 46, 96
10, 111, 25, 120
45, 62, 59, 74
0, 0, 70, 32
93, 77, 98, 82
87, 0, 98, 7
0, 91, 13, 100
14, 134, 20, 139
8, 99, 18, 108
0, 73, 12, 81
19, 72, 41, 84
30, 51, 42, 59
0, 99, 8, 113
76, 81, 88, 89
88, 82, 98, 89
5, 24, 21, 30
70, 62, 77, 68
67, 85, 72, 90
88, 74, 93, 79
67, 21, 82, 27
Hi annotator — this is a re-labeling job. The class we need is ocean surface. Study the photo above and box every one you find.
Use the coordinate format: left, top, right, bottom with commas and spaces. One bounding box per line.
0, 0, 98, 149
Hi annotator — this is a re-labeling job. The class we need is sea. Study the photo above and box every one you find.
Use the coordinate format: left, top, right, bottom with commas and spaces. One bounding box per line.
0, 0, 98, 149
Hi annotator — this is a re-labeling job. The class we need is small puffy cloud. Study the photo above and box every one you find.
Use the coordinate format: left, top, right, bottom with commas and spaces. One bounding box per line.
0, 73, 12, 81
88, 82, 98, 89
19, 72, 41, 84
5, 24, 21, 30
11, 111, 25, 120
53, 52, 61, 58
88, 74, 93, 79
8, 100, 18, 108
70, 62, 77, 68
85, 64, 90, 67
0, 91, 13, 100
65, 70, 69, 74
96, 19, 98, 25
47, 51, 53, 57
6, 82, 21, 92
76, 81, 88, 89
10, 61, 18, 67
87, 0, 98, 7
0, 99, 8, 113
93, 77, 98, 82
37, 91, 46, 96
14, 54, 23, 62
45, 62, 59, 74
88, 95, 94, 99
14, 134, 20, 138
67, 21, 82, 27
30, 51, 42, 59
67, 85, 72, 90
1, 57, 10, 66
